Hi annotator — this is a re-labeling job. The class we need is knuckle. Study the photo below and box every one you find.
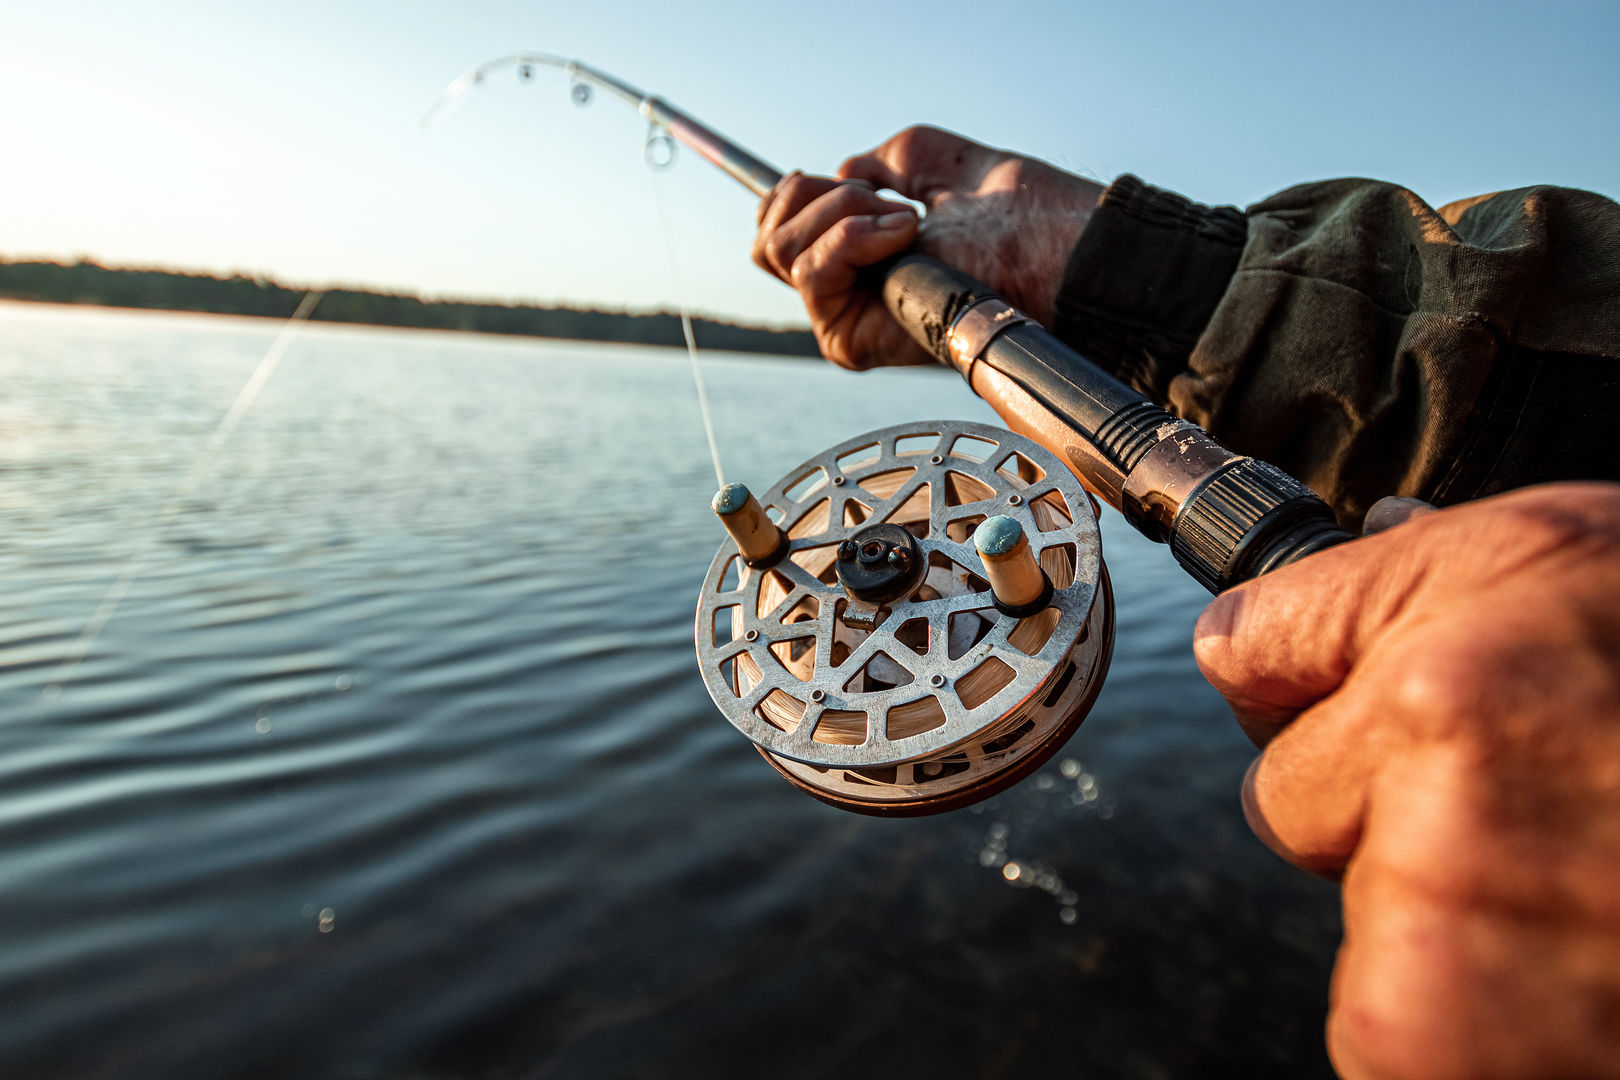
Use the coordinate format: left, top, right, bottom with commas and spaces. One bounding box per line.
1454, 485, 1620, 567
788, 253, 819, 292
814, 328, 857, 371
1493, 500, 1600, 554
827, 183, 875, 213
776, 170, 808, 200
988, 154, 1031, 182
892, 124, 935, 158
765, 171, 819, 223
1383, 633, 1518, 748
880, 125, 941, 168
797, 225, 856, 286
761, 236, 787, 276
1387, 659, 1479, 735
824, 216, 861, 245
899, 123, 947, 146
757, 175, 791, 225
892, 124, 929, 147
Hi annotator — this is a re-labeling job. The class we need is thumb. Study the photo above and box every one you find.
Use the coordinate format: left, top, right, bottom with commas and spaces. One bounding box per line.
1192, 521, 1433, 746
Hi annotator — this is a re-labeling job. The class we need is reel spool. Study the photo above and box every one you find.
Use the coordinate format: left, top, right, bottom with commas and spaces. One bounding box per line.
695, 420, 1114, 816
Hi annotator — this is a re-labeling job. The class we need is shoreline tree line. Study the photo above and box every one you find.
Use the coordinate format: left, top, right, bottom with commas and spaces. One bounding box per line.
0, 258, 821, 358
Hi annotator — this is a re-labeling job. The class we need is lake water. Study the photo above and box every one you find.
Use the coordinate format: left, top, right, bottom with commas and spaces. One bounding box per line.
0, 302, 1340, 1079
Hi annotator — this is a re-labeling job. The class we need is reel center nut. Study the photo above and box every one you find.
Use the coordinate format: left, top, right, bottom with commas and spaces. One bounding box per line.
834, 523, 925, 606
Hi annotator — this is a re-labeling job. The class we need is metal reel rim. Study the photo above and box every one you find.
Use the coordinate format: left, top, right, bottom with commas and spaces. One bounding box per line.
695, 419, 1104, 769
758, 565, 1116, 817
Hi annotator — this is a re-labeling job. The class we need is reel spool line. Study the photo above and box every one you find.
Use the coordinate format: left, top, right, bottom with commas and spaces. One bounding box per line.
695, 421, 1114, 815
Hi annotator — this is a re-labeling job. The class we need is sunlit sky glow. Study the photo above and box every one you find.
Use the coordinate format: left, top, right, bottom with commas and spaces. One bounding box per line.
3, 0, 1617, 326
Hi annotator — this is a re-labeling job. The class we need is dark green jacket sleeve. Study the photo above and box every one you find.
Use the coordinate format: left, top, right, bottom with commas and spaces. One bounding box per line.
1050, 174, 1620, 528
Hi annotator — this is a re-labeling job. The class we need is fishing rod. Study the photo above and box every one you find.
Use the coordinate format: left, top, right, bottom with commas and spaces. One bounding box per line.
429, 54, 1350, 592
430, 57, 1353, 815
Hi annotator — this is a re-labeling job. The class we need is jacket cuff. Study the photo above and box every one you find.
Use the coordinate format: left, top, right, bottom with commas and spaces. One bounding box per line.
1050, 174, 1246, 401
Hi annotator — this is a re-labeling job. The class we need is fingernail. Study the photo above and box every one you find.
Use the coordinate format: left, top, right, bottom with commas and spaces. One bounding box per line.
1362, 496, 1438, 536
874, 210, 914, 229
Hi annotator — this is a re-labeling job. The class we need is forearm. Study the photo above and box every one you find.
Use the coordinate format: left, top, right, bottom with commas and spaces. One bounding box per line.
1051, 177, 1620, 529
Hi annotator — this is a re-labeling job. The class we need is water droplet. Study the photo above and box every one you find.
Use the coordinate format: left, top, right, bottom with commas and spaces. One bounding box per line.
1001, 862, 1022, 883
1098, 802, 1115, 821
987, 823, 1009, 841
1059, 906, 1078, 926
1058, 889, 1078, 906
317, 907, 336, 934
300, 902, 317, 919
254, 716, 272, 734
570, 81, 592, 105
334, 674, 352, 692
978, 848, 1003, 868
1034, 774, 1055, 791
1059, 758, 1081, 779
41, 684, 62, 702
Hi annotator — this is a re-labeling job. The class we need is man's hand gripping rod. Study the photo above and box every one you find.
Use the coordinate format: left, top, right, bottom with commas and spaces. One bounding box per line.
485, 57, 1354, 591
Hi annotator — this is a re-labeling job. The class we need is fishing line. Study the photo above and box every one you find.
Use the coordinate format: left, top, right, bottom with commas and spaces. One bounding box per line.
647, 164, 726, 490
40, 290, 324, 705
423, 56, 731, 491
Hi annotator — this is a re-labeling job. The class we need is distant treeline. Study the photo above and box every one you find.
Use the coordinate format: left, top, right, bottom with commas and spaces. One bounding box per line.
0, 258, 822, 358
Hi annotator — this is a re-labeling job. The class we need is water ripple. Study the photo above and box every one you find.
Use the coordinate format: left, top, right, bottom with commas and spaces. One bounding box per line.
0, 304, 1340, 1079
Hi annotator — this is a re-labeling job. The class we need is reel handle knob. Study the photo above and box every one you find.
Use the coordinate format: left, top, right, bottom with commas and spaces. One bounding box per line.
974, 516, 1053, 617
712, 483, 788, 567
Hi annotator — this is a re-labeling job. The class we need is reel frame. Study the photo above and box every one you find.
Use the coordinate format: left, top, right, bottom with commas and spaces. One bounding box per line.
695, 421, 1114, 816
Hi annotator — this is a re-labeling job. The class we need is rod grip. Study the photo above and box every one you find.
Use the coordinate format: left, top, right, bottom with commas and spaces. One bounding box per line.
878, 254, 999, 364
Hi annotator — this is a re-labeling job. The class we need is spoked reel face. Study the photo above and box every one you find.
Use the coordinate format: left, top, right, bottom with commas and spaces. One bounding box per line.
695, 420, 1114, 816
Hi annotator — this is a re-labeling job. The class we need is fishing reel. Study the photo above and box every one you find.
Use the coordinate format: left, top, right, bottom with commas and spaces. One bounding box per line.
695, 420, 1114, 816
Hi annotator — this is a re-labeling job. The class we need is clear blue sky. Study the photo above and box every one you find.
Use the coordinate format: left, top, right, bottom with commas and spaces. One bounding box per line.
3, 0, 1616, 326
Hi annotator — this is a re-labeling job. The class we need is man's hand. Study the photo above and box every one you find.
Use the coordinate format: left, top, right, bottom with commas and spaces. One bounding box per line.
752, 126, 1102, 370
1194, 483, 1620, 1080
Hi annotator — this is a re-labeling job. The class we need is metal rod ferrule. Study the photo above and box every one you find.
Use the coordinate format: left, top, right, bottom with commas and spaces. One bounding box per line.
946, 298, 1034, 381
